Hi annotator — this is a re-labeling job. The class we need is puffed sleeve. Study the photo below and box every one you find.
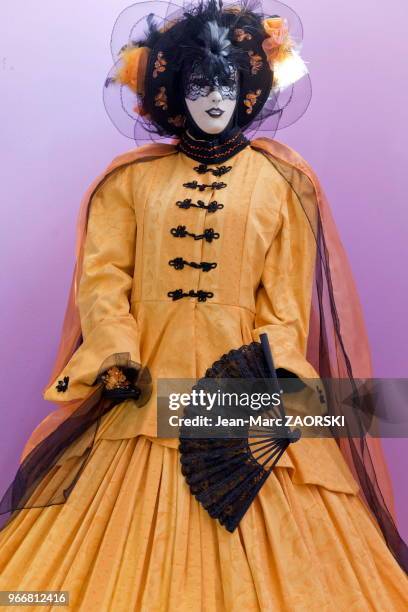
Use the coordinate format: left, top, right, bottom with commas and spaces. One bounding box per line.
43, 164, 141, 402
251, 175, 319, 381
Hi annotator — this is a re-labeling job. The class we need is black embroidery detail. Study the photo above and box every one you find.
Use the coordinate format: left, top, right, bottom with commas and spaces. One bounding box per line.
56, 376, 69, 393
201, 228, 219, 242
171, 225, 188, 238
168, 288, 184, 300
183, 180, 227, 191
176, 198, 224, 213
168, 289, 214, 302
176, 198, 193, 209
169, 257, 217, 272
194, 164, 232, 177
170, 225, 220, 243
205, 200, 224, 213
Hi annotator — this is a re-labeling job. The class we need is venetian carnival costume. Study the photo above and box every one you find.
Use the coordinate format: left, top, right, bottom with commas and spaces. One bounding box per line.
0, 1, 407, 610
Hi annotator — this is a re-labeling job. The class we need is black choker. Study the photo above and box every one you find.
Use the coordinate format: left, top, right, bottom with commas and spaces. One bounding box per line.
178, 128, 250, 165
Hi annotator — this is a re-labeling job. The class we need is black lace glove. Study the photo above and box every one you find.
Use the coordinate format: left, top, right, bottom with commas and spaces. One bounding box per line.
275, 368, 306, 393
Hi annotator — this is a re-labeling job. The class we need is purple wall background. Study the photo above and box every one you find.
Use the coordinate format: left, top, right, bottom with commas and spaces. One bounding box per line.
1, 1, 407, 537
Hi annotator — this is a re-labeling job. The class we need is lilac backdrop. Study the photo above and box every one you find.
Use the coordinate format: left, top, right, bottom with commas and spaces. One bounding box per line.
1, 1, 407, 537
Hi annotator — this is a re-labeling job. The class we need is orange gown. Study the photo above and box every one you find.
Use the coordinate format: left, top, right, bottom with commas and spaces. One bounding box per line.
0, 143, 407, 611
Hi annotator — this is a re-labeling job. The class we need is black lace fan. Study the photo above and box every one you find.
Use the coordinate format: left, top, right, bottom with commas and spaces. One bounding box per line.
179, 333, 301, 532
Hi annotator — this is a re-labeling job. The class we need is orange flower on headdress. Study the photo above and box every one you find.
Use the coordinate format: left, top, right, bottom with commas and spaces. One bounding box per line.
262, 17, 292, 64
263, 17, 289, 45
261, 16, 308, 89
115, 45, 150, 95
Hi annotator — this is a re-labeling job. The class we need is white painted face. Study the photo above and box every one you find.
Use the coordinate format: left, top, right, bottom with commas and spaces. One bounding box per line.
184, 64, 238, 135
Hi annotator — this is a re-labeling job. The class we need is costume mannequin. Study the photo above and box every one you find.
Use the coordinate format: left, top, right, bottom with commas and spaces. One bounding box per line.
0, 1, 407, 610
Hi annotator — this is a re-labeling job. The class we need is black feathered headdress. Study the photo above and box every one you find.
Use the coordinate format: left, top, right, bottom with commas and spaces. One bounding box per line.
104, 0, 311, 141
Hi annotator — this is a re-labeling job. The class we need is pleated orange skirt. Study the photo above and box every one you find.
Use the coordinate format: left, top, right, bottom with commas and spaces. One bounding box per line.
0, 435, 407, 611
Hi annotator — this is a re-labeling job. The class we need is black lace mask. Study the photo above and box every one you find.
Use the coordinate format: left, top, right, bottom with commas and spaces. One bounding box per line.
184, 63, 238, 101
